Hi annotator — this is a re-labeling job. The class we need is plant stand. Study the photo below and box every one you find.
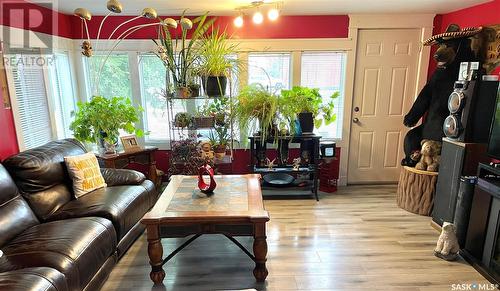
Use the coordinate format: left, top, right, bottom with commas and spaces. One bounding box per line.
249, 134, 321, 201
397, 166, 438, 216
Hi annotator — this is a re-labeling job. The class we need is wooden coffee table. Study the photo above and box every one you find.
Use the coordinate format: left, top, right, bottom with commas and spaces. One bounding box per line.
141, 174, 270, 284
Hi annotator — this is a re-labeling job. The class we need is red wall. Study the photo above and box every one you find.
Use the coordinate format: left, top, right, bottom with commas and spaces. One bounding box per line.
0, 90, 19, 161
71, 15, 349, 40
428, 0, 500, 76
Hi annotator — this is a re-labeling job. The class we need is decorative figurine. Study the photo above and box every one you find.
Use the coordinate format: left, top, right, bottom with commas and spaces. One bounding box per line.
200, 141, 214, 160
434, 222, 460, 261
266, 158, 276, 170
198, 164, 216, 194
292, 158, 301, 171
81, 40, 93, 57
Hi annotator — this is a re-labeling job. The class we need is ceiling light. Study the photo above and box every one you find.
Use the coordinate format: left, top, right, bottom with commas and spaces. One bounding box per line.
268, 8, 279, 21
252, 11, 263, 24
234, 15, 244, 28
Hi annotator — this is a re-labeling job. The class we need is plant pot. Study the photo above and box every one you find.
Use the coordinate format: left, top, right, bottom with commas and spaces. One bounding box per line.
214, 145, 227, 159
174, 112, 191, 128
202, 76, 227, 97
298, 112, 314, 134
193, 116, 215, 128
176, 86, 199, 98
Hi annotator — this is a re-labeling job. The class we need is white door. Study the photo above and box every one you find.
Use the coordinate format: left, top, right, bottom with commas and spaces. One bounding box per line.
348, 29, 421, 184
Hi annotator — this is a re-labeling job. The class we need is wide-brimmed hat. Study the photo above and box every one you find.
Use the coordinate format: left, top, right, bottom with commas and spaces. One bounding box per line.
423, 24, 483, 46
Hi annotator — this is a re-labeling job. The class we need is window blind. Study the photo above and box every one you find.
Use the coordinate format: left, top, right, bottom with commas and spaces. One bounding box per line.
11, 53, 53, 149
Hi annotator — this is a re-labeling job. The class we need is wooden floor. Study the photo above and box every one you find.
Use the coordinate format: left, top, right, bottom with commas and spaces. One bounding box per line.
101, 185, 487, 291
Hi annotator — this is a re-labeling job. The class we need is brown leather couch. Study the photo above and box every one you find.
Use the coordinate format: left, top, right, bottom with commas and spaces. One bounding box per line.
0, 139, 159, 291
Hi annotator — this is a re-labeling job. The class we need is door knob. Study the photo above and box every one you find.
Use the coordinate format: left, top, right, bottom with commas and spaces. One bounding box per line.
353, 117, 359, 123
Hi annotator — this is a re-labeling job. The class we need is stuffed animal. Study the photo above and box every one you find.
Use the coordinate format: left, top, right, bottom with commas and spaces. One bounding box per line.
401, 24, 483, 167
434, 222, 460, 261
415, 139, 441, 172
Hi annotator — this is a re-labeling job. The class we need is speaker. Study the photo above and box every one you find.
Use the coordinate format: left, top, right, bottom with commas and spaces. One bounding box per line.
454, 176, 477, 248
443, 80, 500, 142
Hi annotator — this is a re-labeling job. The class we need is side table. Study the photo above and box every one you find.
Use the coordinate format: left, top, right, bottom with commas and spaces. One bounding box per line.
96, 146, 163, 189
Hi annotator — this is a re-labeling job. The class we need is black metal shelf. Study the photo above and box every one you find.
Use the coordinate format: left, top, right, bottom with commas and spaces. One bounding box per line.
249, 134, 321, 201
167, 95, 228, 100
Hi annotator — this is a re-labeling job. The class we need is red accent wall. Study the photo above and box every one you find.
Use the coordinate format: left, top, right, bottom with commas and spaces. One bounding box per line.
70, 15, 349, 40
0, 89, 19, 161
428, 0, 500, 77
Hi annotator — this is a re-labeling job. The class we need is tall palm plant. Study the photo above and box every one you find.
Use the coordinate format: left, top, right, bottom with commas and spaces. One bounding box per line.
153, 11, 215, 91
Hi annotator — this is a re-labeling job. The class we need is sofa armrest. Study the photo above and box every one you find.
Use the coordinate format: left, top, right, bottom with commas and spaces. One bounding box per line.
100, 168, 146, 186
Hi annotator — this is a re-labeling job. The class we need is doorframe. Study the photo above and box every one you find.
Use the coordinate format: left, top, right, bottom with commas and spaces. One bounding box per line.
342, 14, 435, 185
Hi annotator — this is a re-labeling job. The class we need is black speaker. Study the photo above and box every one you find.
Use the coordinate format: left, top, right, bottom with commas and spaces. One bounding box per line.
443, 80, 500, 142
454, 176, 477, 248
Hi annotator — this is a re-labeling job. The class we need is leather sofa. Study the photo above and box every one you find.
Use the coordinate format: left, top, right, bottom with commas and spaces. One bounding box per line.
0, 139, 159, 291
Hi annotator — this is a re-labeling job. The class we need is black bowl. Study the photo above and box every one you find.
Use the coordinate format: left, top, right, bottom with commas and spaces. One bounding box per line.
263, 173, 295, 187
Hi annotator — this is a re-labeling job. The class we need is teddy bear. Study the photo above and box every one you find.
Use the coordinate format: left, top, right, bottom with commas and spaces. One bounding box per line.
415, 139, 441, 172
434, 222, 460, 261
401, 24, 482, 167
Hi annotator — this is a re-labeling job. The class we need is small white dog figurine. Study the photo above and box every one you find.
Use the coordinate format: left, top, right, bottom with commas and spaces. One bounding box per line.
292, 158, 301, 171
434, 222, 460, 261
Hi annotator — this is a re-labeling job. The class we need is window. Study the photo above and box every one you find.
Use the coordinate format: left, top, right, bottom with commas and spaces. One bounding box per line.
248, 53, 291, 94
138, 54, 169, 142
301, 52, 346, 139
49, 52, 77, 139
10, 52, 53, 149
84, 54, 132, 99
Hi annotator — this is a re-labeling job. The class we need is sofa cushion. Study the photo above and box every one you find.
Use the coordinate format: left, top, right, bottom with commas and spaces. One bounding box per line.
48, 183, 156, 241
0, 267, 68, 291
0, 217, 116, 291
2, 139, 87, 219
0, 164, 39, 248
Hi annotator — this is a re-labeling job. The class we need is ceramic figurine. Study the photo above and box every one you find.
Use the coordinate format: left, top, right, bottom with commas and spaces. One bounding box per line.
266, 158, 276, 170
81, 40, 93, 57
200, 141, 214, 160
434, 222, 460, 261
198, 164, 216, 194
292, 158, 301, 171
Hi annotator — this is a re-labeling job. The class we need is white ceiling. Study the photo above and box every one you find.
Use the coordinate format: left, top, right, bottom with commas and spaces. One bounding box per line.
34, 0, 492, 16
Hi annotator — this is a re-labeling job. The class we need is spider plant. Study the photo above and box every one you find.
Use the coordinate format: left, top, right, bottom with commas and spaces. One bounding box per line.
235, 84, 279, 143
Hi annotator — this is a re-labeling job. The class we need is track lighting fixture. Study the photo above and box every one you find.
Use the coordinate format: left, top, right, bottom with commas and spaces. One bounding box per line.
234, 1, 283, 28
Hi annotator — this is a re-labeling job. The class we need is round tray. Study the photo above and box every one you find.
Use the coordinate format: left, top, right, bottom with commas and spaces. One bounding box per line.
263, 173, 295, 187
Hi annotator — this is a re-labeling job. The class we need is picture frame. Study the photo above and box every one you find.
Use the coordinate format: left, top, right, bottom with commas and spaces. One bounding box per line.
120, 135, 141, 152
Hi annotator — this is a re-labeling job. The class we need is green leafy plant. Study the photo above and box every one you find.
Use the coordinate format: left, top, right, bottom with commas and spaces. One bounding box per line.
196, 27, 240, 77
280, 86, 339, 128
153, 11, 216, 89
70, 96, 144, 144
235, 84, 279, 142
174, 112, 191, 128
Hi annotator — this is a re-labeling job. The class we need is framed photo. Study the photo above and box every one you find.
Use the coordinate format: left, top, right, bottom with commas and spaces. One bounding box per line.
120, 135, 141, 152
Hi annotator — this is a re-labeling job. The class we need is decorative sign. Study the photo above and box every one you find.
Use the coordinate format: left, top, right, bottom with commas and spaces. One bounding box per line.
0, 51, 11, 109
198, 164, 217, 194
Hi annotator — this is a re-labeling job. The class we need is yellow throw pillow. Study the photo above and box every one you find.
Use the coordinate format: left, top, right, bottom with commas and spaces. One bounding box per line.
64, 152, 107, 198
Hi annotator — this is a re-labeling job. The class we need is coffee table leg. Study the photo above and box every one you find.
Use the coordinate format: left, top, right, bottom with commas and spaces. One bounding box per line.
146, 225, 165, 284
253, 223, 268, 282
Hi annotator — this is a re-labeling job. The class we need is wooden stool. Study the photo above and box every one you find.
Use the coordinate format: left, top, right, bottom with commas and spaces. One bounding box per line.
397, 166, 438, 216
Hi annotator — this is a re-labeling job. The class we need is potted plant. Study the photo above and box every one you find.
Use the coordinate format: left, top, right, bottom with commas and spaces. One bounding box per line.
235, 84, 279, 142
196, 27, 240, 97
174, 112, 191, 128
169, 138, 214, 176
193, 105, 215, 128
70, 96, 144, 154
209, 127, 230, 159
154, 11, 215, 98
280, 86, 339, 135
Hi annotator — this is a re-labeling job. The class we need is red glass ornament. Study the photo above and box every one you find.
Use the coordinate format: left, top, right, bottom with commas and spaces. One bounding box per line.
198, 164, 216, 194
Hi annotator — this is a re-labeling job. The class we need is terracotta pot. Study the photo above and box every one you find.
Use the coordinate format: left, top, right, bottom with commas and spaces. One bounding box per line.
214, 145, 227, 159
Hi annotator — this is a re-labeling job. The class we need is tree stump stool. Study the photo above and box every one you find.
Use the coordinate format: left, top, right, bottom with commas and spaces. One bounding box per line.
397, 166, 438, 216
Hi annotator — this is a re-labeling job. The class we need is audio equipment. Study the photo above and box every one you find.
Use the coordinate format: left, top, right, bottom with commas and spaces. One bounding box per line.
443, 80, 499, 142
